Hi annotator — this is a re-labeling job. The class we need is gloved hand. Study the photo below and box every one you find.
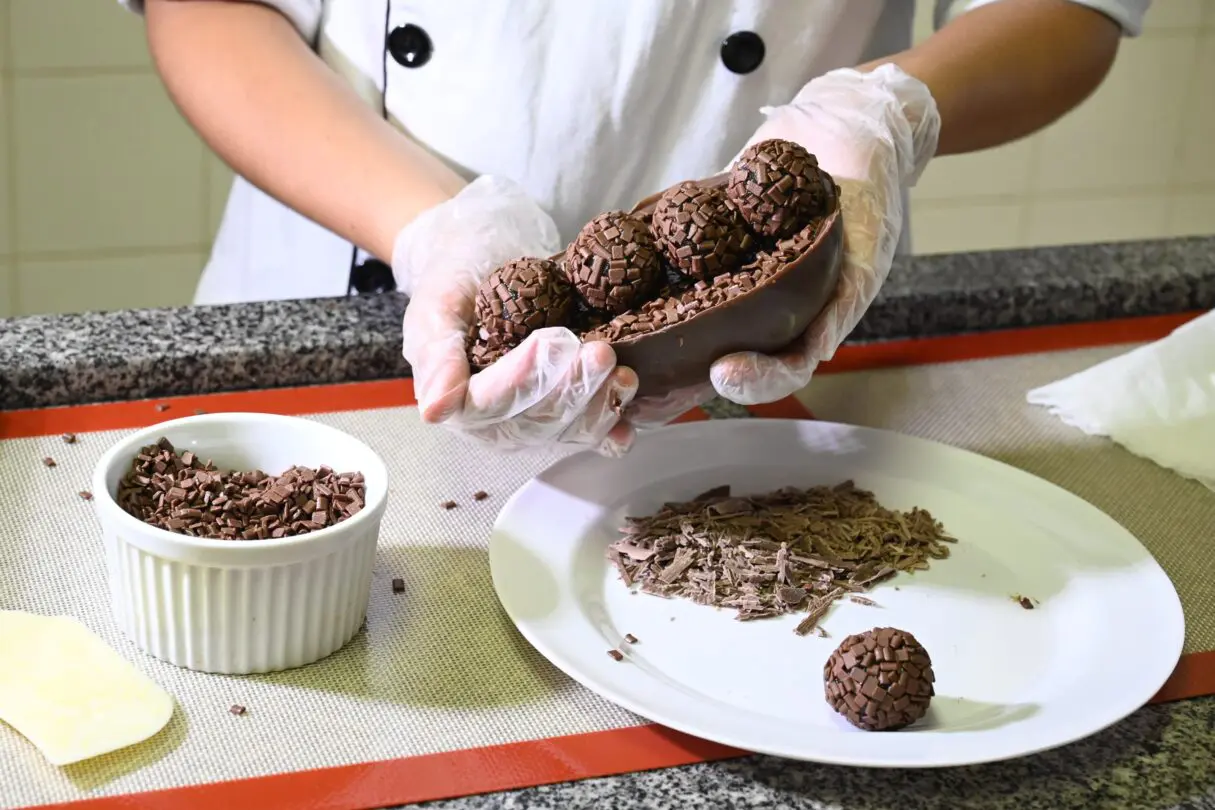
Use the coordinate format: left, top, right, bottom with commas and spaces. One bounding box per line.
394, 175, 637, 453
709, 63, 942, 405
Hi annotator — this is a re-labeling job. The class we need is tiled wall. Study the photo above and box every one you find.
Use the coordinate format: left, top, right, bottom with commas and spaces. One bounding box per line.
1, 1, 1213, 317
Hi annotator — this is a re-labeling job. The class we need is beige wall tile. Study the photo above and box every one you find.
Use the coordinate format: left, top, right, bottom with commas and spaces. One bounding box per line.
1141, 0, 1207, 32
10, 0, 150, 71
1166, 192, 1215, 237
1032, 35, 1198, 193
1174, 32, 1215, 186
0, 76, 10, 257
909, 201, 1025, 255
912, 137, 1036, 201
0, 0, 9, 72
0, 261, 11, 318
13, 73, 205, 254
207, 152, 235, 241
1025, 195, 1169, 246
15, 253, 204, 315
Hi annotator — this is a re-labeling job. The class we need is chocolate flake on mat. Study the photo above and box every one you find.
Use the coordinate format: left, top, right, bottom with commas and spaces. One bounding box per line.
78, 490, 93, 501
42, 457, 56, 468
473, 491, 489, 501
229, 705, 247, 716
441, 500, 458, 510
392, 578, 405, 594
607, 649, 625, 661
608, 481, 956, 635
115, 437, 365, 541
61, 433, 78, 444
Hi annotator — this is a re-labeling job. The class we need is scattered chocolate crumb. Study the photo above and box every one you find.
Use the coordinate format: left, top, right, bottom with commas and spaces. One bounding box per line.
78, 490, 93, 501
850, 596, 878, 607
115, 437, 365, 540
1013, 594, 1037, 610
391, 578, 405, 594
607, 649, 624, 661
814, 626, 830, 638
61, 433, 78, 444
229, 705, 246, 716
624, 633, 638, 644
441, 500, 458, 510
155, 403, 170, 412
473, 491, 489, 501
42, 457, 56, 468
608, 481, 956, 636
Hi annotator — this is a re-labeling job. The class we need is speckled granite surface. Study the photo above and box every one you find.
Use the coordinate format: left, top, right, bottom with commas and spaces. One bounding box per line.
1, 236, 1213, 410
411, 699, 1215, 810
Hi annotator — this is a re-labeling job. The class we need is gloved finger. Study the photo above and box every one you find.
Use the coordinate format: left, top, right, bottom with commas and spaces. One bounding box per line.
595, 420, 637, 458
621, 381, 716, 431
453, 329, 603, 428
410, 331, 474, 424
710, 349, 819, 406
557, 365, 639, 447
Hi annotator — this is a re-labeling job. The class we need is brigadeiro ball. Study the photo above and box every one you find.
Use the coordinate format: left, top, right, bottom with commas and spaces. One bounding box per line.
651, 181, 754, 281
474, 257, 573, 351
564, 211, 662, 315
727, 138, 830, 240
823, 627, 935, 732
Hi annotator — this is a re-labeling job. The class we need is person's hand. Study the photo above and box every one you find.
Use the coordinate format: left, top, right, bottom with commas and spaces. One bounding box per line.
709, 63, 942, 405
394, 175, 637, 453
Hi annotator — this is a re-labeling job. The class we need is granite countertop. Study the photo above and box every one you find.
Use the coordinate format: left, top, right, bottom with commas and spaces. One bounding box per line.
2, 236, 1214, 809
1, 236, 1213, 411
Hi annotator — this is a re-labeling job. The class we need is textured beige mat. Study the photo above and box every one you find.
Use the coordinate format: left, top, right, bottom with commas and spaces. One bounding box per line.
0, 410, 641, 809
798, 343, 1215, 655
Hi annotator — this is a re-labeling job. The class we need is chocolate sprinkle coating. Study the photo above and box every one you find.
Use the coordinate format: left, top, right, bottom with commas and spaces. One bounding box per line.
650, 181, 753, 281
727, 139, 830, 239
473, 257, 573, 352
564, 211, 662, 315
823, 627, 935, 731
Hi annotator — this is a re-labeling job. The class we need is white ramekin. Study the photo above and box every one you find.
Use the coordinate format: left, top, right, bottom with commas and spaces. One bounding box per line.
92, 412, 388, 675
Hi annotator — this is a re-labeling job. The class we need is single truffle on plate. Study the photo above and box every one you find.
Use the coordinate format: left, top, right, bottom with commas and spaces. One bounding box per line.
823, 627, 934, 731
564, 211, 662, 315
727, 139, 830, 240
651, 181, 754, 281
474, 257, 573, 351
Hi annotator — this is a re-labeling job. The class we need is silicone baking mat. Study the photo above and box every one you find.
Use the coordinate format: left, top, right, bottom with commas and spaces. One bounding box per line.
0, 311, 1209, 810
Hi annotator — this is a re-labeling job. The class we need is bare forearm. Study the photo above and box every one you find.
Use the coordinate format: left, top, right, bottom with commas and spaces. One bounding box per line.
861, 0, 1122, 155
144, 0, 466, 261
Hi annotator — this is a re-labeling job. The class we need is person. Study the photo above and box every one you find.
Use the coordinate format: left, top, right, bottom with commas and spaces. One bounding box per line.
122, 0, 1148, 455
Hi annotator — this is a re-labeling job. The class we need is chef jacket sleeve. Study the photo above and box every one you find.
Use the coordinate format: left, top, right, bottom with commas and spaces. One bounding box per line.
934, 0, 1150, 37
116, 0, 323, 43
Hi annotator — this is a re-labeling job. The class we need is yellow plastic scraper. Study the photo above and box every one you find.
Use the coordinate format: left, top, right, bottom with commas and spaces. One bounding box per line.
0, 610, 174, 766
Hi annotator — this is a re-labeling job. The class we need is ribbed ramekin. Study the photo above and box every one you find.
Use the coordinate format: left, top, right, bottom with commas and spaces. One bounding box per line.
91, 412, 388, 674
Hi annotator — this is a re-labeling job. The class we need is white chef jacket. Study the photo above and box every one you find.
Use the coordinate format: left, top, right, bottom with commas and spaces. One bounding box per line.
121, 0, 1148, 306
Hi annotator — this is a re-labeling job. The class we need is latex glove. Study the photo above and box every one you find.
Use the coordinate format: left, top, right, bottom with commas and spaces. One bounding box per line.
709, 63, 941, 405
395, 175, 637, 452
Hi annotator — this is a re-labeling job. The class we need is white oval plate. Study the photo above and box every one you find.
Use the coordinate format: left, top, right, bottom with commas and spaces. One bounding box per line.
488, 419, 1184, 768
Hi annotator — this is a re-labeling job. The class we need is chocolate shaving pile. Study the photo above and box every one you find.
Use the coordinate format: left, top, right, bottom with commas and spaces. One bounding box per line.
607, 482, 956, 635
116, 437, 365, 540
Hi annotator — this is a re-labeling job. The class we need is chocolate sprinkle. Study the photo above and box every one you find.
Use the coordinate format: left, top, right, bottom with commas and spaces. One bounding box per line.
727, 139, 830, 239
608, 482, 956, 634
441, 500, 458, 510
473, 491, 489, 501
115, 437, 365, 540
42, 457, 56, 468
607, 649, 624, 661
1014, 594, 1037, 609
624, 633, 638, 644
650, 181, 753, 281
564, 211, 661, 315
78, 490, 93, 501
824, 627, 934, 731
392, 578, 405, 594
229, 704, 247, 716
473, 257, 573, 362
61, 433, 78, 444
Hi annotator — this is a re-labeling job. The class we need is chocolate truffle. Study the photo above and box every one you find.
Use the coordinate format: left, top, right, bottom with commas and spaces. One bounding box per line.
727, 139, 830, 240
823, 627, 934, 731
564, 211, 662, 315
474, 257, 573, 351
650, 181, 754, 281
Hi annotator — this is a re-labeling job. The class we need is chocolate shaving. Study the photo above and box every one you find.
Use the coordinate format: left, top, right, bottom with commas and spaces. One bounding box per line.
61, 433, 78, 444
607, 649, 624, 661
624, 633, 638, 644
229, 705, 246, 716
608, 481, 956, 635
392, 578, 405, 594
115, 437, 364, 541
78, 490, 93, 501
441, 500, 458, 510
42, 457, 56, 468
473, 491, 489, 501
